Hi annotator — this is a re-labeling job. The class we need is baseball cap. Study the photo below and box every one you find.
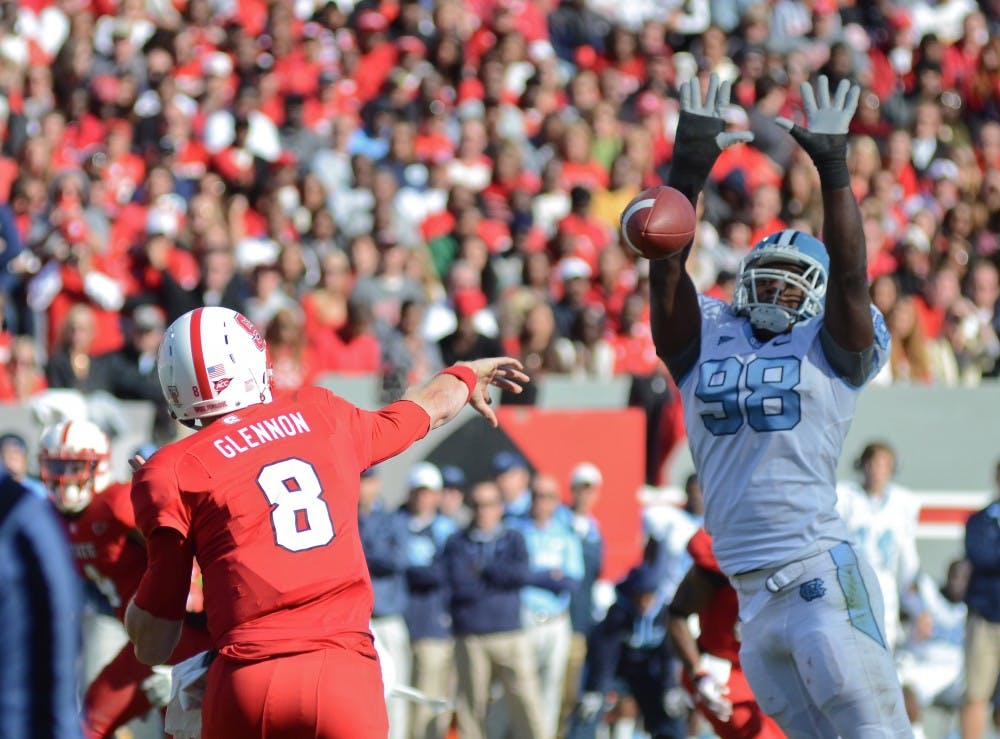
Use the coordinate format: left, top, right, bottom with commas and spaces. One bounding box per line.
570, 462, 603, 488
558, 256, 593, 282
408, 462, 443, 491
492, 450, 527, 475
440, 465, 467, 489
620, 564, 660, 595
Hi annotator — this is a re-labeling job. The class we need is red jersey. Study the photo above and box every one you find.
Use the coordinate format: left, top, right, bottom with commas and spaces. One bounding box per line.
64, 482, 146, 619
687, 528, 740, 664
130, 387, 430, 660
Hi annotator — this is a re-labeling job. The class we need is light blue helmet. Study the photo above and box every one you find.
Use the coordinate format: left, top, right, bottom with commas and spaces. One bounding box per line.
733, 229, 829, 333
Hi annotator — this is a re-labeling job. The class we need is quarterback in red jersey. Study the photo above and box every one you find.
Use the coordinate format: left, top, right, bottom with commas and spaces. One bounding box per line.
125, 306, 528, 739
39, 419, 211, 739
667, 527, 785, 739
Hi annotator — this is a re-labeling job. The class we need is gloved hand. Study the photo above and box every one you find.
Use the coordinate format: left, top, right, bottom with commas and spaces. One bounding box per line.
693, 671, 733, 721
141, 665, 174, 708
775, 75, 860, 189
669, 74, 754, 197
576, 691, 606, 722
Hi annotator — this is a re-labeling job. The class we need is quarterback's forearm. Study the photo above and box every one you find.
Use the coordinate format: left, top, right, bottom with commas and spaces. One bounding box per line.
403, 373, 469, 430
125, 600, 183, 665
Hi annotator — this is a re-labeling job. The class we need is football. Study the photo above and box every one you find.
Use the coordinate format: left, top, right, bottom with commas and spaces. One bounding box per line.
620, 186, 697, 259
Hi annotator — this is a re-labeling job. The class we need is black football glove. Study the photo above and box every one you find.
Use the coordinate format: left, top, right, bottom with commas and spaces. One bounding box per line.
668, 74, 754, 199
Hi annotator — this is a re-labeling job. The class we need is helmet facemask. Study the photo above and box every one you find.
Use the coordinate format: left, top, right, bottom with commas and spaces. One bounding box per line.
41, 453, 101, 513
734, 232, 829, 333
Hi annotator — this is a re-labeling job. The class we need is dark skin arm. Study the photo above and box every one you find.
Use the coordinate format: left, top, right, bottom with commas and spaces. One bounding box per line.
779, 77, 873, 354
820, 187, 874, 352
647, 75, 753, 378
666, 564, 723, 677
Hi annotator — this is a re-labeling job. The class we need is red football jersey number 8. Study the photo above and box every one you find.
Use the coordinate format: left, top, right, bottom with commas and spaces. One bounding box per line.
258, 458, 336, 552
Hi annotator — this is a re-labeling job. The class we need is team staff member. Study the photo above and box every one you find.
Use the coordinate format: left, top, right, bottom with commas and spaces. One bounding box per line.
125, 306, 527, 739
667, 528, 784, 738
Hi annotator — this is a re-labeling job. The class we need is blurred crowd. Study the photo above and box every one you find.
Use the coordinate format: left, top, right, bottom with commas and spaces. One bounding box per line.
0, 0, 999, 458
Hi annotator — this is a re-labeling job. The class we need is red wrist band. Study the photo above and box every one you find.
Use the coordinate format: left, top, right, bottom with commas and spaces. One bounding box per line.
438, 365, 477, 402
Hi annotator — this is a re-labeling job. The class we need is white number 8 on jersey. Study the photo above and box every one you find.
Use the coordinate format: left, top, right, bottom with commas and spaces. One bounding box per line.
258, 458, 335, 552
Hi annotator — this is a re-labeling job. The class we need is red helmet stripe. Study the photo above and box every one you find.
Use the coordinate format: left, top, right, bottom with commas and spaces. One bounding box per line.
60, 421, 73, 446
189, 308, 214, 399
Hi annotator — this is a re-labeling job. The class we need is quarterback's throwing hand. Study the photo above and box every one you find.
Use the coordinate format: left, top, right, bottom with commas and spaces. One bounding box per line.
461, 357, 529, 428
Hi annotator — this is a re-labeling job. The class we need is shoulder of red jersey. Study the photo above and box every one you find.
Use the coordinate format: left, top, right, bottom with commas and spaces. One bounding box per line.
687, 527, 722, 575
97, 480, 139, 529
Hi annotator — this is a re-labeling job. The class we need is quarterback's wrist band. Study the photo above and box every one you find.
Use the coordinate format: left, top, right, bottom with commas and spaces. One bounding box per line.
439, 365, 477, 401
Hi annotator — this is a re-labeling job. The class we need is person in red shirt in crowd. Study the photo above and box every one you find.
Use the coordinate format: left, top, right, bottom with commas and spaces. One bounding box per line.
125, 306, 527, 738
38, 419, 211, 739
668, 527, 786, 739
0, 334, 48, 402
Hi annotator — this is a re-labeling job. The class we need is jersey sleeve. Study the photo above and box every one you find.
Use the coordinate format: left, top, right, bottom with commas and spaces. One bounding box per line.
868, 304, 891, 378
130, 458, 191, 540
687, 527, 722, 575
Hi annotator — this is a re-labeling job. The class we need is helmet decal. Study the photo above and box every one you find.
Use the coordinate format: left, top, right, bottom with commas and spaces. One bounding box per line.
158, 307, 273, 425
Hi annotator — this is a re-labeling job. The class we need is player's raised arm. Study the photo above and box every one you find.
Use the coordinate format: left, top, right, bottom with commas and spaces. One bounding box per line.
648, 74, 753, 378
776, 77, 874, 359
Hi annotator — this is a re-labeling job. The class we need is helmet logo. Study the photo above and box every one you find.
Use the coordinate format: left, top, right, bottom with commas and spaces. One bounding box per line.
167, 385, 180, 405
235, 313, 266, 351
213, 377, 232, 393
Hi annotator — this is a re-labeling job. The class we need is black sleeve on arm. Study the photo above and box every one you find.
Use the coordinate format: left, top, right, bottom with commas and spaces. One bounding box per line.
819, 326, 876, 387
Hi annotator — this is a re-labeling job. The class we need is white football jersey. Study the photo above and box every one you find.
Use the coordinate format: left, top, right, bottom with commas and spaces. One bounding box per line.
836, 481, 921, 648
677, 296, 890, 575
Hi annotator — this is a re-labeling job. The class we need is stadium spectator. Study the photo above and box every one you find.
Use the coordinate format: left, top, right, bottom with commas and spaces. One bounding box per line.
0, 432, 46, 499
493, 450, 533, 518
0, 335, 47, 402
559, 462, 606, 736
443, 480, 546, 739
960, 460, 1000, 739
45, 303, 97, 392
837, 441, 922, 650
436, 464, 468, 525
508, 472, 584, 738
358, 464, 412, 739
400, 462, 457, 739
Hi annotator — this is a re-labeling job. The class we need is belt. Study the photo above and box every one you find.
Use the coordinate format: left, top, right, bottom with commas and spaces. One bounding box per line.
731, 546, 841, 623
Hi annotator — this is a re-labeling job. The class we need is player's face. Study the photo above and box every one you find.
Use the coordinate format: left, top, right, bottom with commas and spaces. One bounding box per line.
754, 262, 806, 311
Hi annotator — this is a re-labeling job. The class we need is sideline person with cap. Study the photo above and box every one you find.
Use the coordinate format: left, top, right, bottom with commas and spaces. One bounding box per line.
401, 461, 458, 739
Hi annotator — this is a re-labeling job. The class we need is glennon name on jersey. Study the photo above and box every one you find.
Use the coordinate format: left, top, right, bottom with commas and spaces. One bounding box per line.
213, 412, 312, 458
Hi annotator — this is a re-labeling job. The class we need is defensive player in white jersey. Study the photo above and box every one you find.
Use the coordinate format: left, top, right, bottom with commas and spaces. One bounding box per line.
643, 73, 912, 736
837, 441, 921, 651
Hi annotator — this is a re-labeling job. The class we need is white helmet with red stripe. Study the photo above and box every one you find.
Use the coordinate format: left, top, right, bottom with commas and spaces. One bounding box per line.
157, 307, 272, 426
39, 419, 111, 513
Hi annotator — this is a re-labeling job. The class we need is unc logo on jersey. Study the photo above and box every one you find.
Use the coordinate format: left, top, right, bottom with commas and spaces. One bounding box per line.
799, 578, 826, 602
